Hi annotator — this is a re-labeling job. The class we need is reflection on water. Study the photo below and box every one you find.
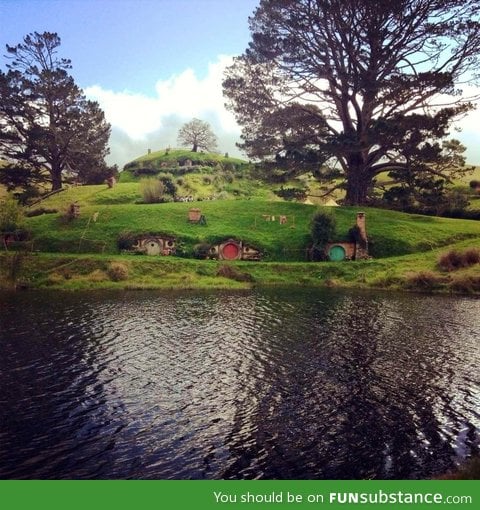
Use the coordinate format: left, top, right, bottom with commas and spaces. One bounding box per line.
0, 288, 479, 479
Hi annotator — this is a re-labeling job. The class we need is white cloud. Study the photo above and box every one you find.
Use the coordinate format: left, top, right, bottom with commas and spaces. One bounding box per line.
85, 55, 241, 166
86, 60, 480, 168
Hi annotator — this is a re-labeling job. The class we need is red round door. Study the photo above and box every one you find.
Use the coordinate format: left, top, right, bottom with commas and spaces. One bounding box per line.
222, 242, 240, 260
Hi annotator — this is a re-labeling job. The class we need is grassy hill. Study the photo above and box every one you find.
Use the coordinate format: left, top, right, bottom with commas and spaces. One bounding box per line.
1, 151, 480, 292
16, 180, 480, 260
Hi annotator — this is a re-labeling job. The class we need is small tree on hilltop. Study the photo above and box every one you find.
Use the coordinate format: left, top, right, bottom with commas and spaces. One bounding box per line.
177, 118, 218, 153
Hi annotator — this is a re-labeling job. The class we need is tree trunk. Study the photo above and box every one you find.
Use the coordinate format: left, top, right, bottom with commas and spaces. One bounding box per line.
192, 143, 198, 152
344, 155, 372, 205
50, 165, 62, 191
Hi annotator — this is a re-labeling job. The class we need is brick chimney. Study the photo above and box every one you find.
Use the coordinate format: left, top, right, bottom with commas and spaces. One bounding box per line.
355, 212, 369, 259
356, 212, 367, 241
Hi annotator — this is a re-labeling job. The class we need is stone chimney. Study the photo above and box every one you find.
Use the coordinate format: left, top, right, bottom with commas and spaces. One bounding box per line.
356, 212, 367, 241
355, 212, 369, 259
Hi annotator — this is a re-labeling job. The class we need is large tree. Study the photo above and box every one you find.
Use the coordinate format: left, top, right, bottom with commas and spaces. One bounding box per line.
0, 32, 111, 191
223, 0, 480, 205
177, 118, 218, 153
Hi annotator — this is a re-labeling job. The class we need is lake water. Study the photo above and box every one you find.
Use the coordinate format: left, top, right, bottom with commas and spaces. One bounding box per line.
0, 288, 479, 479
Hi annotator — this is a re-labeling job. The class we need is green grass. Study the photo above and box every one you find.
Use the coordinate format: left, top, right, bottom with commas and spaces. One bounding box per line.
5, 170, 480, 293
22, 189, 480, 262
2, 237, 479, 292
131, 148, 247, 167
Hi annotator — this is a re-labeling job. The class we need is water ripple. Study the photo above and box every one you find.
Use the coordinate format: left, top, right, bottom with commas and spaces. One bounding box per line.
0, 288, 479, 479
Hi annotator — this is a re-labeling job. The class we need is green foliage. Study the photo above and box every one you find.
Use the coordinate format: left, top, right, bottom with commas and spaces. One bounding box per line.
223, 1, 480, 205
0, 194, 23, 231
117, 231, 137, 251
0, 32, 110, 191
157, 173, 178, 197
310, 210, 336, 257
274, 186, 307, 201
193, 243, 212, 260
77, 163, 119, 185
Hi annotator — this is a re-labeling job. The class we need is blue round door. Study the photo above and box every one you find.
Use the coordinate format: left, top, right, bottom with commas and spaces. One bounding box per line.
328, 244, 346, 261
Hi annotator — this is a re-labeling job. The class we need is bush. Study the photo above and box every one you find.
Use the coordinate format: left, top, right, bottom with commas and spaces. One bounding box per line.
274, 186, 307, 201
117, 232, 137, 251
134, 167, 159, 177
0, 194, 23, 232
310, 210, 336, 252
438, 250, 464, 272
107, 262, 129, 281
405, 271, 443, 291
193, 243, 212, 259
438, 248, 480, 272
463, 248, 480, 266
448, 275, 480, 294
140, 178, 165, 203
157, 173, 178, 197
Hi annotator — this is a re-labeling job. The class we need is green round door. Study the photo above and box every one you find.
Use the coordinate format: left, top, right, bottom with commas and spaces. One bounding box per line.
328, 244, 346, 261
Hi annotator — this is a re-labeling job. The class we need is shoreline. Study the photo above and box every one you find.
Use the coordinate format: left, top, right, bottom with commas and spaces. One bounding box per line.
1, 248, 479, 295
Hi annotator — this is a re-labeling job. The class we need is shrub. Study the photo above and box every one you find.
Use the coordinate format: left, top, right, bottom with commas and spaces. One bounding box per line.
0, 194, 23, 232
107, 262, 129, 281
134, 167, 159, 177
274, 186, 307, 201
140, 178, 165, 203
117, 231, 137, 251
193, 243, 212, 259
438, 250, 464, 272
223, 171, 234, 183
157, 173, 178, 197
463, 248, 480, 266
310, 210, 336, 252
404, 271, 443, 290
438, 248, 480, 272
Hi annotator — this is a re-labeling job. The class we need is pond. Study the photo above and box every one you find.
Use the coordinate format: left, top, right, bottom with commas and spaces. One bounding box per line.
0, 288, 479, 479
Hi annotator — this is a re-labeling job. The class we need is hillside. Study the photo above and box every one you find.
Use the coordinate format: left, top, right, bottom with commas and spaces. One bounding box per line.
18, 182, 480, 261
2, 153, 480, 292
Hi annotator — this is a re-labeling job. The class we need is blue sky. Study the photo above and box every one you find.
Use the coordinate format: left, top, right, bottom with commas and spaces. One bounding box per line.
1, 0, 258, 91
1, 0, 479, 167
1, 0, 260, 165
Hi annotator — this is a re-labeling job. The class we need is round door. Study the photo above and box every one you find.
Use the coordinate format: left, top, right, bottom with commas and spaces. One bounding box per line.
221, 242, 240, 260
328, 244, 346, 261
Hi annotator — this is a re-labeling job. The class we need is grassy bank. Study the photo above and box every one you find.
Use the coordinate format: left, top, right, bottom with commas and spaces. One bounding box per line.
2, 237, 479, 293
3, 173, 479, 294
22, 194, 480, 260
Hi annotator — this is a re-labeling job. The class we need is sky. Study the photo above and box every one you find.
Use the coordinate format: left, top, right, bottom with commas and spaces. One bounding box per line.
1, 0, 479, 167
